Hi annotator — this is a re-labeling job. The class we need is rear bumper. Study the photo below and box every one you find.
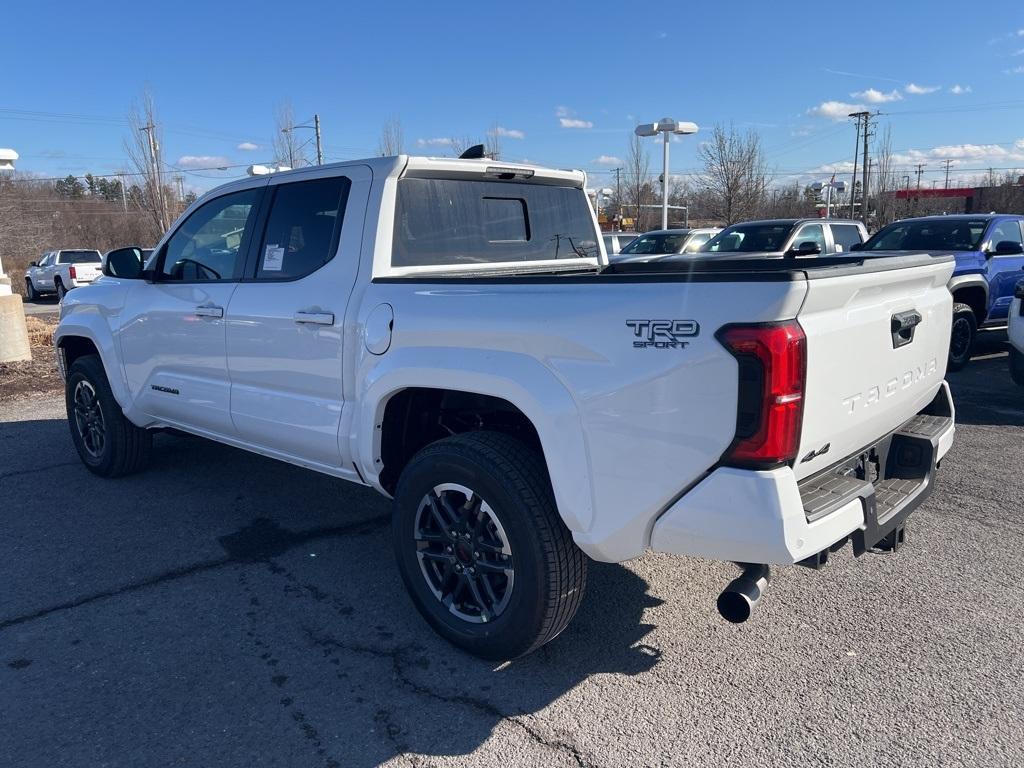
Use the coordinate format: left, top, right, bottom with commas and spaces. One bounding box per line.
650, 381, 955, 565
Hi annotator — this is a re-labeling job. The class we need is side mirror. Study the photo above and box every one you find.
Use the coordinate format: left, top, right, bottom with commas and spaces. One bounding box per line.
994, 240, 1024, 256
103, 248, 144, 279
29, 261, 38, 267
789, 241, 822, 256
849, 242, 864, 251
1014, 280, 1024, 300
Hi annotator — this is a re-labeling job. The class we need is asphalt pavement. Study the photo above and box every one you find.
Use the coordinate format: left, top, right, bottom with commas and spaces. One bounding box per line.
1, 336, 1022, 768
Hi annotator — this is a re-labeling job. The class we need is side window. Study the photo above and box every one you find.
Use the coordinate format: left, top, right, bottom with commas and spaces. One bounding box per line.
793, 224, 826, 252
989, 219, 1023, 251
255, 176, 350, 280
160, 189, 261, 282
682, 232, 711, 253
830, 224, 863, 252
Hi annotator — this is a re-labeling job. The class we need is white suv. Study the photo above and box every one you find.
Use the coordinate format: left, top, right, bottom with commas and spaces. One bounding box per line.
1010, 280, 1024, 386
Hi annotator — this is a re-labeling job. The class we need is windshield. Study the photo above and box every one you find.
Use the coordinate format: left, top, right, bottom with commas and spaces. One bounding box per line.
59, 250, 102, 263
863, 219, 987, 252
701, 223, 792, 253
619, 232, 688, 256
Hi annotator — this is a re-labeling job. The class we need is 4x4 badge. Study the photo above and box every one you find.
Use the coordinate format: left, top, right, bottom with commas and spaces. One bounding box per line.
626, 319, 700, 349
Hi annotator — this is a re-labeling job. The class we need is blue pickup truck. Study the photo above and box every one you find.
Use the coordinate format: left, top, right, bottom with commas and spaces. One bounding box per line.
858, 214, 1024, 369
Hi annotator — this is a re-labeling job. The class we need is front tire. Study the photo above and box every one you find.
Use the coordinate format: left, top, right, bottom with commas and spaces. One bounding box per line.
25, 279, 37, 301
65, 355, 152, 477
1011, 347, 1024, 387
948, 303, 977, 372
392, 431, 587, 660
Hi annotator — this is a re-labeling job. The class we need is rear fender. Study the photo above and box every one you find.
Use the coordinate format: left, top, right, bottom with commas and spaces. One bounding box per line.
354, 347, 594, 533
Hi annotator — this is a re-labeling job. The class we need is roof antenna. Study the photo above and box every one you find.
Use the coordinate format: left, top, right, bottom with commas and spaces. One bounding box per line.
459, 144, 486, 159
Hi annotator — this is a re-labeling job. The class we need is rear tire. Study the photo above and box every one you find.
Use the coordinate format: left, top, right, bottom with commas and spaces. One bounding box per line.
947, 303, 976, 372
65, 354, 152, 477
25, 279, 37, 301
392, 431, 587, 660
1010, 347, 1024, 387
55, 280, 67, 302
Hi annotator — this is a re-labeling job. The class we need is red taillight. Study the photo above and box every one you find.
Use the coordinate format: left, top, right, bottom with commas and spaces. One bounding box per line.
68, 265, 77, 280
718, 321, 806, 468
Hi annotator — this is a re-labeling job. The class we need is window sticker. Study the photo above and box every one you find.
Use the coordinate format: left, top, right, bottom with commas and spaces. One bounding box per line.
263, 244, 284, 272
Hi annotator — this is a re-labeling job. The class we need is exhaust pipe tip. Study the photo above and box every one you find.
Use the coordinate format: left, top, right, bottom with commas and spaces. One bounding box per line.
717, 564, 770, 623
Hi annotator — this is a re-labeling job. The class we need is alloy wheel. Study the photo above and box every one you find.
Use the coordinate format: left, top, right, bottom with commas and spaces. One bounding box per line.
73, 380, 105, 459
414, 483, 514, 623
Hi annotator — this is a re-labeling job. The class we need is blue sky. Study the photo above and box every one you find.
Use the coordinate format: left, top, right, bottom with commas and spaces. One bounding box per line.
2, 0, 1023, 193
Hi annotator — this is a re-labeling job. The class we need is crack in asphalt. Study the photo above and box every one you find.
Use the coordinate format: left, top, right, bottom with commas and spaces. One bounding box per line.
303, 628, 595, 768
0, 515, 391, 633
0, 460, 80, 483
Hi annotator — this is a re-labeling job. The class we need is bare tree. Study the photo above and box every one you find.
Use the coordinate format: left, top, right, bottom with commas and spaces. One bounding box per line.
622, 133, 652, 231
273, 102, 311, 168
698, 124, 768, 224
447, 136, 479, 158
872, 125, 901, 226
485, 123, 502, 160
378, 116, 404, 156
124, 92, 171, 236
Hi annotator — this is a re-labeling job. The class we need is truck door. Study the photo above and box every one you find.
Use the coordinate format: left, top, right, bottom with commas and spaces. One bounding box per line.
985, 219, 1024, 322
225, 165, 370, 469
119, 186, 265, 435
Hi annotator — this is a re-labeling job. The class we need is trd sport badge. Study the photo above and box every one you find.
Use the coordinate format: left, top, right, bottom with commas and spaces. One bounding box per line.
626, 319, 700, 349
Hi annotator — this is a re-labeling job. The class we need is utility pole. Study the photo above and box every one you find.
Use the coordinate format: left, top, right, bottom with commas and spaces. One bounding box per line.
943, 158, 952, 190
613, 167, 622, 228
861, 113, 873, 225
848, 112, 863, 219
117, 173, 128, 214
314, 114, 323, 165
140, 121, 167, 231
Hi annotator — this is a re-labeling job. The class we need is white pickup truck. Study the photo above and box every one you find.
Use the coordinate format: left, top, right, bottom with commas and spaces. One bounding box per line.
25, 249, 103, 300
55, 155, 956, 659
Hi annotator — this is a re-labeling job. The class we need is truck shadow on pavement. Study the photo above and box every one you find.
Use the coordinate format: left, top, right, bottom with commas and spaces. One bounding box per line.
946, 340, 1024, 427
0, 420, 664, 767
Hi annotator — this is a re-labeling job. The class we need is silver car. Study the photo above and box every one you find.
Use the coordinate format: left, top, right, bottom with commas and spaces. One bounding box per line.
612, 228, 722, 262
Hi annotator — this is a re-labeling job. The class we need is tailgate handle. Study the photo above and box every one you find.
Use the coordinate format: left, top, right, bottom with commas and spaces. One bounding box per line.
891, 310, 922, 349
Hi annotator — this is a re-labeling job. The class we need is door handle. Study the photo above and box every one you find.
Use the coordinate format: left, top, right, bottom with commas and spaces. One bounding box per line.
293, 311, 334, 325
194, 305, 224, 318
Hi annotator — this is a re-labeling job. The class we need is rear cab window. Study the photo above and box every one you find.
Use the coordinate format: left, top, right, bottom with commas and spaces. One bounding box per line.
391, 177, 598, 270
58, 250, 102, 264
829, 224, 864, 252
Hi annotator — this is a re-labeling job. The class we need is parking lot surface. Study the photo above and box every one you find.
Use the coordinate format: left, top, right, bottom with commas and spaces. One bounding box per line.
1, 339, 1022, 767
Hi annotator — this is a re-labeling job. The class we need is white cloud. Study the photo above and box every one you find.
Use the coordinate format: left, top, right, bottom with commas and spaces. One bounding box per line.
176, 155, 230, 168
488, 126, 525, 139
593, 155, 622, 165
415, 137, 454, 147
236, 141, 259, 151
1007, 65, 1024, 75
1014, 48, 1024, 56
851, 88, 902, 103
555, 106, 592, 128
890, 139, 1024, 167
904, 82, 940, 95
807, 100, 867, 120
949, 84, 972, 95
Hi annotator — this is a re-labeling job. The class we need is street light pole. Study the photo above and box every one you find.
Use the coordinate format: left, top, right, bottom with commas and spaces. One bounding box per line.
635, 118, 698, 230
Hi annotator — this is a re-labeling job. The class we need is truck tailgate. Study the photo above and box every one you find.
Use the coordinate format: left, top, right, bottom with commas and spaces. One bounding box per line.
794, 254, 955, 480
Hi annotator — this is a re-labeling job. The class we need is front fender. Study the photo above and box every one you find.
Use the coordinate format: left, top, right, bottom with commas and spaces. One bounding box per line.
54, 300, 132, 412
353, 346, 595, 533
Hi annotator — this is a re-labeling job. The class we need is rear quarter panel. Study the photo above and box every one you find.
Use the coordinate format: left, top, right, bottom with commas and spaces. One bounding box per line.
355, 276, 807, 561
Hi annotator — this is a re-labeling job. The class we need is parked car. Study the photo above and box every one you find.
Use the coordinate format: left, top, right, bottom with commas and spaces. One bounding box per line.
55, 155, 955, 659
602, 231, 636, 256
700, 218, 867, 257
24, 249, 103, 300
1010, 280, 1024, 386
857, 214, 1024, 370
613, 227, 721, 260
